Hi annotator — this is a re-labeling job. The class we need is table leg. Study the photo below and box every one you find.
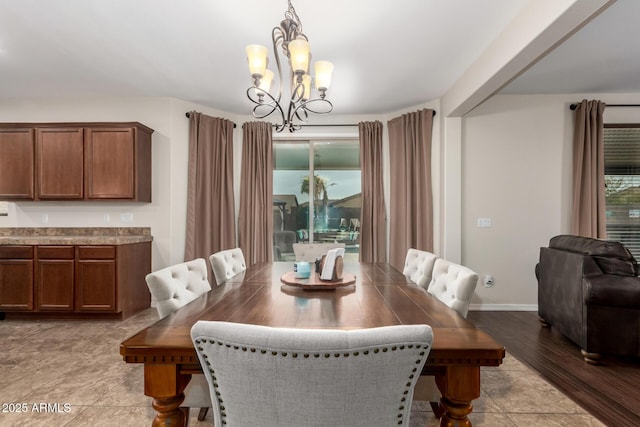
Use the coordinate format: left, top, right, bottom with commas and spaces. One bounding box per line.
144, 364, 191, 427
436, 366, 480, 427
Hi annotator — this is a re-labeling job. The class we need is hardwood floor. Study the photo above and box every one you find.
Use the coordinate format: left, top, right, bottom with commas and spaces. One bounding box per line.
467, 311, 640, 427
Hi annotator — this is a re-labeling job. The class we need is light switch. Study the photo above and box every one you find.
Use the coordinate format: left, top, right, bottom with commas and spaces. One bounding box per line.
477, 217, 492, 228
120, 213, 134, 223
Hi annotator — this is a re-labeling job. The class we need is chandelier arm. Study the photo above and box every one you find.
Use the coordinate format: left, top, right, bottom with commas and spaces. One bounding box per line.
246, 87, 286, 126
292, 104, 310, 123
297, 98, 334, 115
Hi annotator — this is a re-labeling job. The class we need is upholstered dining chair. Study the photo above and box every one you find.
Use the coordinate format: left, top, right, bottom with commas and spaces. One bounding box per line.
402, 248, 438, 288
292, 242, 346, 262
191, 321, 433, 427
209, 248, 247, 285
145, 258, 213, 423
414, 258, 479, 416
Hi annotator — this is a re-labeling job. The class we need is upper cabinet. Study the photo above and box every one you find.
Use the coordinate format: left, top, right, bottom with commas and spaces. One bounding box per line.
37, 127, 84, 199
0, 128, 35, 199
0, 122, 153, 202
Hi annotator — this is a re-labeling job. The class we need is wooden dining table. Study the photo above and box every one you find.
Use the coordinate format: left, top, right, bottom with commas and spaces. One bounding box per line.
120, 262, 505, 427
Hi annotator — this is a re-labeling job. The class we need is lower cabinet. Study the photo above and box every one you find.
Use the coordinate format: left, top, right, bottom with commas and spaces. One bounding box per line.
0, 242, 150, 319
0, 246, 34, 311
75, 246, 116, 312
36, 246, 75, 311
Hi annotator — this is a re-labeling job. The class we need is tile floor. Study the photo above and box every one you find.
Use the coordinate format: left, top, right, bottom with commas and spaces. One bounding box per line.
0, 308, 605, 427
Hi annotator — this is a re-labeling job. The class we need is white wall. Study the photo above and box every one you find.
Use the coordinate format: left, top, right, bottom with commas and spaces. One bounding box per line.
462, 93, 640, 310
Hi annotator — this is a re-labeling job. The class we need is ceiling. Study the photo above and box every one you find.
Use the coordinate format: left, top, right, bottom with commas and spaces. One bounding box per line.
0, 1, 636, 117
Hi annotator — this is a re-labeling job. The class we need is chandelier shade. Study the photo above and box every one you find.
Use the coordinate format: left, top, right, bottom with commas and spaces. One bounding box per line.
245, 0, 334, 132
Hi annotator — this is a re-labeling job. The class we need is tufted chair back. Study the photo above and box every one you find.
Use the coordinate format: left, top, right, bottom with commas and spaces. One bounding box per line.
209, 248, 247, 285
427, 259, 478, 318
145, 258, 212, 319
402, 249, 438, 288
292, 242, 346, 262
192, 321, 432, 427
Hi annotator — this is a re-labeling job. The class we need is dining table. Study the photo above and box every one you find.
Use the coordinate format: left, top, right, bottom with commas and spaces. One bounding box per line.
120, 261, 505, 427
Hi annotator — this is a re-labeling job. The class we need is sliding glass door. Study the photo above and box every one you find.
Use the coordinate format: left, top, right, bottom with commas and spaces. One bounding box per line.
273, 139, 360, 261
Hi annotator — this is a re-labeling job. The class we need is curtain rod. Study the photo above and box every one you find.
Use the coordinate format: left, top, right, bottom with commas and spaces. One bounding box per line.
186, 110, 437, 126
569, 103, 640, 110
185, 112, 237, 128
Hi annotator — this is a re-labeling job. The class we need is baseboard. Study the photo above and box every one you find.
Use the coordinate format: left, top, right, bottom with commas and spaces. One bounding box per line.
469, 304, 538, 311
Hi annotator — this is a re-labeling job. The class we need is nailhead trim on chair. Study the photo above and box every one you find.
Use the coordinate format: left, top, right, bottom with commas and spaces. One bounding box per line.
194, 339, 426, 426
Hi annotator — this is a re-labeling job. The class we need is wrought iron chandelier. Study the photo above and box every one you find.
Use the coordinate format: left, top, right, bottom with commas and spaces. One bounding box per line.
245, 0, 334, 133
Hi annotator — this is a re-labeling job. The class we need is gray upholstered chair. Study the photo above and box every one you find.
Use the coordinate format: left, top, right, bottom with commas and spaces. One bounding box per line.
402, 248, 438, 288
414, 258, 478, 416
292, 242, 346, 262
273, 230, 297, 261
209, 248, 247, 285
191, 321, 433, 427
145, 258, 213, 422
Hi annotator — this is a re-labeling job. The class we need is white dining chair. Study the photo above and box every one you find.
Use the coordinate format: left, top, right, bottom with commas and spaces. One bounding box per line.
415, 258, 478, 417
191, 321, 432, 427
402, 248, 438, 288
209, 248, 247, 285
145, 258, 213, 422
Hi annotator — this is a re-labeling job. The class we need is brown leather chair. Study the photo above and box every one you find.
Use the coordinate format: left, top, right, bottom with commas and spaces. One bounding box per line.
536, 235, 640, 363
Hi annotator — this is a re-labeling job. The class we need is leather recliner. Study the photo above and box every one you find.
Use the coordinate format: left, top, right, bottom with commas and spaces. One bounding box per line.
536, 235, 640, 363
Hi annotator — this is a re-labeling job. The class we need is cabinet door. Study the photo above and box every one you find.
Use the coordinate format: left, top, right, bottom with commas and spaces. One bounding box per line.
36, 246, 75, 311
85, 127, 135, 199
75, 247, 116, 312
0, 128, 35, 199
36, 128, 84, 199
0, 246, 34, 311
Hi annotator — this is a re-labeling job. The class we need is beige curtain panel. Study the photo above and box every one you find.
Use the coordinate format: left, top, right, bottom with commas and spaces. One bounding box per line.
238, 122, 273, 265
184, 112, 236, 267
359, 121, 387, 262
571, 99, 606, 238
387, 109, 434, 271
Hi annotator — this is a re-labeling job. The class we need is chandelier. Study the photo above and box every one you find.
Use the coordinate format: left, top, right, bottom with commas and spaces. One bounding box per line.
245, 0, 334, 133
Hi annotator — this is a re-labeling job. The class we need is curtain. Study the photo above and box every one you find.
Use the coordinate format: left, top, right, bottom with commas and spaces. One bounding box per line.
359, 121, 387, 262
184, 112, 236, 266
571, 99, 606, 238
387, 109, 434, 271
238, 122, 273, 265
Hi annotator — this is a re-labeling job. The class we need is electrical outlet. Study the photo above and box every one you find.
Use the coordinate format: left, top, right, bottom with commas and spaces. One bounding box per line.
103, 213, 111, 223
477, 217, 492, 228
483, 275, 494, 288
120, 213, 134, 223
41, 213, 49, 224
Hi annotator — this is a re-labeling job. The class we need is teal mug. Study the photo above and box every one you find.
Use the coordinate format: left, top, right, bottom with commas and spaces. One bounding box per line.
294, 261, 311, 279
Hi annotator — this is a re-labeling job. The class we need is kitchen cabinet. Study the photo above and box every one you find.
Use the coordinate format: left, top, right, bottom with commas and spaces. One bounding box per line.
36, 246, 75, 311
0, 246, 34, 311
0, 241, 151, 319
0, 128, 35, 199
0, 122, 153, 202
75, 246, 116, 312
36, 127, 84, 199
85, 126, 152, 201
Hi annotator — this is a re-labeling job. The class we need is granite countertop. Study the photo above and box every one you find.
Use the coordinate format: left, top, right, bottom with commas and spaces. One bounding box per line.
0, 227, 153, 245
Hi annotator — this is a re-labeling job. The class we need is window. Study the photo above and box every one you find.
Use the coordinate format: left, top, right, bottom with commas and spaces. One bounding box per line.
273, 139, 361, 261
604, 125, 640, 258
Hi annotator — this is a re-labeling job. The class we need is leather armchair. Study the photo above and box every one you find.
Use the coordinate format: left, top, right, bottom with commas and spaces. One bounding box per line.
536, 235, 640, 362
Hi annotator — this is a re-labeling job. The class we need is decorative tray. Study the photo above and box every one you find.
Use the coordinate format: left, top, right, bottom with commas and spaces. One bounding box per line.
280, 271, 356, 290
